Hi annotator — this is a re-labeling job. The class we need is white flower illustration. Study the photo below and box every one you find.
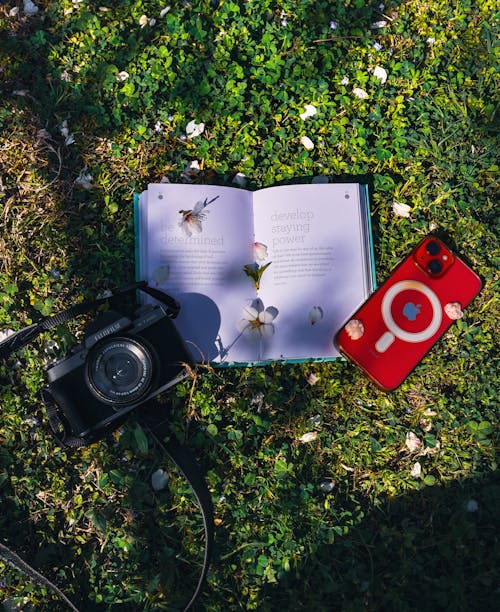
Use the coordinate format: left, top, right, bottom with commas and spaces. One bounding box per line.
253, 242, 268, 262
178, 195, 219, 237
237, 299, 278, 341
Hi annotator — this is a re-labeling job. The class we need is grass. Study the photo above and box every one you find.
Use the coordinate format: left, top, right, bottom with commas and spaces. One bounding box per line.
0, 1, 498, 610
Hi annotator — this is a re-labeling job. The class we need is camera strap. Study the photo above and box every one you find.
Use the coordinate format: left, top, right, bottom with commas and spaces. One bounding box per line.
0, 397, 214, 611
0, 281, 179, 361
0, 282, 213, 610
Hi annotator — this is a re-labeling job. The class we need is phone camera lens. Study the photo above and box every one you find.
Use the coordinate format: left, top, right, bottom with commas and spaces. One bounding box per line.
426, 240, 441, 255
427, 259, 443, 275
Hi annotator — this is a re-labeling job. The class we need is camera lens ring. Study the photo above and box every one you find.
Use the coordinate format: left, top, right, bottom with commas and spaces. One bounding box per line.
427, 259, 443, 275
425, 240, 441, 256
85, 336, 155, 406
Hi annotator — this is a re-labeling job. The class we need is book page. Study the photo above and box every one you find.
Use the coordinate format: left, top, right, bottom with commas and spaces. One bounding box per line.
141, 184, 258, 363
252, 184, 370, 360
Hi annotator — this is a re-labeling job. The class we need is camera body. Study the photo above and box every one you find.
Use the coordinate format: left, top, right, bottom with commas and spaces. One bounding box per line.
46, 303, 194, 439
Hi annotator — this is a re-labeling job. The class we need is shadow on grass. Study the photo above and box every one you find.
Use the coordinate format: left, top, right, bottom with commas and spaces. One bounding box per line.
259, 470, 500, 612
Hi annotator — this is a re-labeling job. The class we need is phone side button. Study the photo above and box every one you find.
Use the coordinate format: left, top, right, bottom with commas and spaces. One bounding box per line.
375, 331, 395, 353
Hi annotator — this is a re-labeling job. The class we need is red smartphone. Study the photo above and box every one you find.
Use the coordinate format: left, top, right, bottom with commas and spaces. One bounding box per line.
335, 236, 483, 391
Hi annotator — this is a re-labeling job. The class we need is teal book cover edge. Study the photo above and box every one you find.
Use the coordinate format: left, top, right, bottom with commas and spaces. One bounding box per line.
133, 184, 376, 367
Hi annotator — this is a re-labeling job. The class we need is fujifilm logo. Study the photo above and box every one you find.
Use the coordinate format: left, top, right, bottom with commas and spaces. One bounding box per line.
94, 321, 123, 341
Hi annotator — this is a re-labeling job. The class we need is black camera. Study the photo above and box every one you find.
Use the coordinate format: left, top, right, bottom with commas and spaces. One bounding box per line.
45, 300, 193, 441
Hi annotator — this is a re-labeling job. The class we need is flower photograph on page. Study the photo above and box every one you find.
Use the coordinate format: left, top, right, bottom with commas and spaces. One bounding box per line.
178, 195, 220, 237
243, 242, 272, 290
236, 299, 279, 342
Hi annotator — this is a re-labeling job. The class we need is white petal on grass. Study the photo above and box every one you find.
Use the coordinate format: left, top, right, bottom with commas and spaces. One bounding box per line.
116, 71, 129, 82
410, 462, 422, 478
352, 87, 369, 99
374, 66, 388, 84
160, 6, 171, 18
139, 15, 148, 27
299, 104, 318, 121
405, 432, 422, 452
306, 373, 320, 386
186, 120, 205, 139
371, 20, 387, 28
9, 7, 20, 16
232, 172, 247, 187
0, 329, 15, 343
299, 432, 318, 444
74, 169, 93, 190
341, 76, 349, 85
300, 135, 314, 150
151, 469, 169, 491
392, 201, 411, 218
23, 0, 39, 16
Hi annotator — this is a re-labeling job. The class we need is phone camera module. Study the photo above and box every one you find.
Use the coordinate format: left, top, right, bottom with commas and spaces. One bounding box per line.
427, 259, 443, 275
426, 240, 441, 255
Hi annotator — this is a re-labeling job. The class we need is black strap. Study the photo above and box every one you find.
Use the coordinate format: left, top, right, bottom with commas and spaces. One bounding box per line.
0, 281, 180, 360
0, 403, 214, 610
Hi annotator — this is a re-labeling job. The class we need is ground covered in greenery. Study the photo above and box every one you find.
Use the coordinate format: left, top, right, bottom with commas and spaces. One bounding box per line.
0, 1, 498, 610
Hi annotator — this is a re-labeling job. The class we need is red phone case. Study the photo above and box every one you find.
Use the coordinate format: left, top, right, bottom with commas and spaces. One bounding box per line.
335, 236, 483, 391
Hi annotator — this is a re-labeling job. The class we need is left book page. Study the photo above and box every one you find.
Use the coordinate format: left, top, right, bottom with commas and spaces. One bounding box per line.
136, 183, 257, 363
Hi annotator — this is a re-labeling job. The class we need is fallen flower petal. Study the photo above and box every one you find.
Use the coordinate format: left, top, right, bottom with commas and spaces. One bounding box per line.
392, 201, 411, 217
116, 71, 129, 82
74, 169, 93, 190
300, 135, 315, 150
371, 20, 387, 28
151, 469, 169, 491
306, 373, 320, 386
344, 319, 364, 340
186, 120, 205, 139
232, 172, 247, 187
444, 302, 464, 320
160, 6, 171, 18
299, 104, 318, 121
23, 0, 39, 16
374, 65, 388, 84
139, 15, 148, 27
353, 87, 369, 99
410, 462, 422, 478
308, 306, 324, 325
405, 432, 422, 452
299, 432, 318, 444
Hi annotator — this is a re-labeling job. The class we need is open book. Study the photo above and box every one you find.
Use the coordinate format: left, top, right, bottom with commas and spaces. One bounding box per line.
135, 182, 375, 365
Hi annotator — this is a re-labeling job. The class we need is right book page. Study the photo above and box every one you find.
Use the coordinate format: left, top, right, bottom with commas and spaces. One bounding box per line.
252, 183, 373, 361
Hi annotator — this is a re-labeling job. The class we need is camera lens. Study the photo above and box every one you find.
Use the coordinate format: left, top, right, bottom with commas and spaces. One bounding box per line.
426, 240, 441, 255
86, 337, 154, 405
427, 259, 443, 275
